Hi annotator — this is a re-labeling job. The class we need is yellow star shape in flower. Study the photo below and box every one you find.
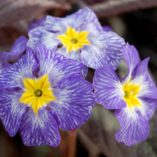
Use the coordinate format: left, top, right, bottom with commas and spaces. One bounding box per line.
57, 27, 90, 52
19, 74, 56, 114
123, 81, 141, 109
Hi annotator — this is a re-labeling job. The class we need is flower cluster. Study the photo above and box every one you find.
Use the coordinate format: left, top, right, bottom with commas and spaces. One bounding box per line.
0, 7, 156, 147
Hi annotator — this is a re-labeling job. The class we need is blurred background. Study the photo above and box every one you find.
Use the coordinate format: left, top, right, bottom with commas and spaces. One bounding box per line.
1, 0, 157, 157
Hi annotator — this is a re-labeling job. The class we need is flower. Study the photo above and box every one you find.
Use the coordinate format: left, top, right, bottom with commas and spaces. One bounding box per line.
0, 45, 94, 147
93, 43, 157, 146
27, 7, 125, 69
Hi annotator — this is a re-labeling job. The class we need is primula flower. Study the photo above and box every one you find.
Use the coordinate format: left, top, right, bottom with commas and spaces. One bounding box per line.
93, 43, 157, 146
27, 8, 125, 69
0, 45, 94, 147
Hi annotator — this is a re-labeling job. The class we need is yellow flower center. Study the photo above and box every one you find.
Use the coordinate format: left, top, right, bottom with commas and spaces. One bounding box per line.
122, 81, 141, 109
57, 27, 90, 52
19, 74, 56, 114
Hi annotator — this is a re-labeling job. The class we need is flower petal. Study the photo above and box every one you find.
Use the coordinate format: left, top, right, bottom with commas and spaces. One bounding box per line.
80, 31, 125, 69
93, 65, 126, 109
50, 77, 94, 130
0, 92, 26, 136
115, 109, 150, 146
132, 58, 157, 100
68, 7, 102, 31
123, 43, 140, 79
28, 26, 59, 49
10, 36, 27, 55
80, 45, 106, 69
103, 31, 125, 69
20, 108, 60, 147
0, 49, 36, 90
115, 98, 155, 146
34, 45, 83, 86
0, 36, 27, 65
56, 47, 80, 61
28, 17, 45, 31
82, 65, 88, 78
44, 7, 102, 33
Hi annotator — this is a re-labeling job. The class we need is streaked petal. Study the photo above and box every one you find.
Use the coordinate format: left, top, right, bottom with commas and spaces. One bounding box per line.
44, 7, 102, 33
93, 65, 126, 109
57, 47, 80, 61
0, 50, 36, 90
123, 43, 140, 79
80, 45, 107, 69
69, 7, 102, 30
115, 108, 150, 146
103, 31, 125, 69
0, 92, 26, 136
115, 98, 155, 146
34, 45, 83, 86
43, 16, 66, 33
28, 27, 59, 49
132, 58, 157, 99
0, 36, 27, 65
50, 77, 94, 130
80, 30, 125, 69
10, 36, 27, 57
20, 108, 60, 147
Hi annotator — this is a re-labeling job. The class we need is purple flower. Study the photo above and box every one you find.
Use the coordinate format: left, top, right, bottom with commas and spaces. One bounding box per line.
93, 43, 157, 146
0, 36, 27, 65
0, 45, 94, 147
27, 8, 125, 69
